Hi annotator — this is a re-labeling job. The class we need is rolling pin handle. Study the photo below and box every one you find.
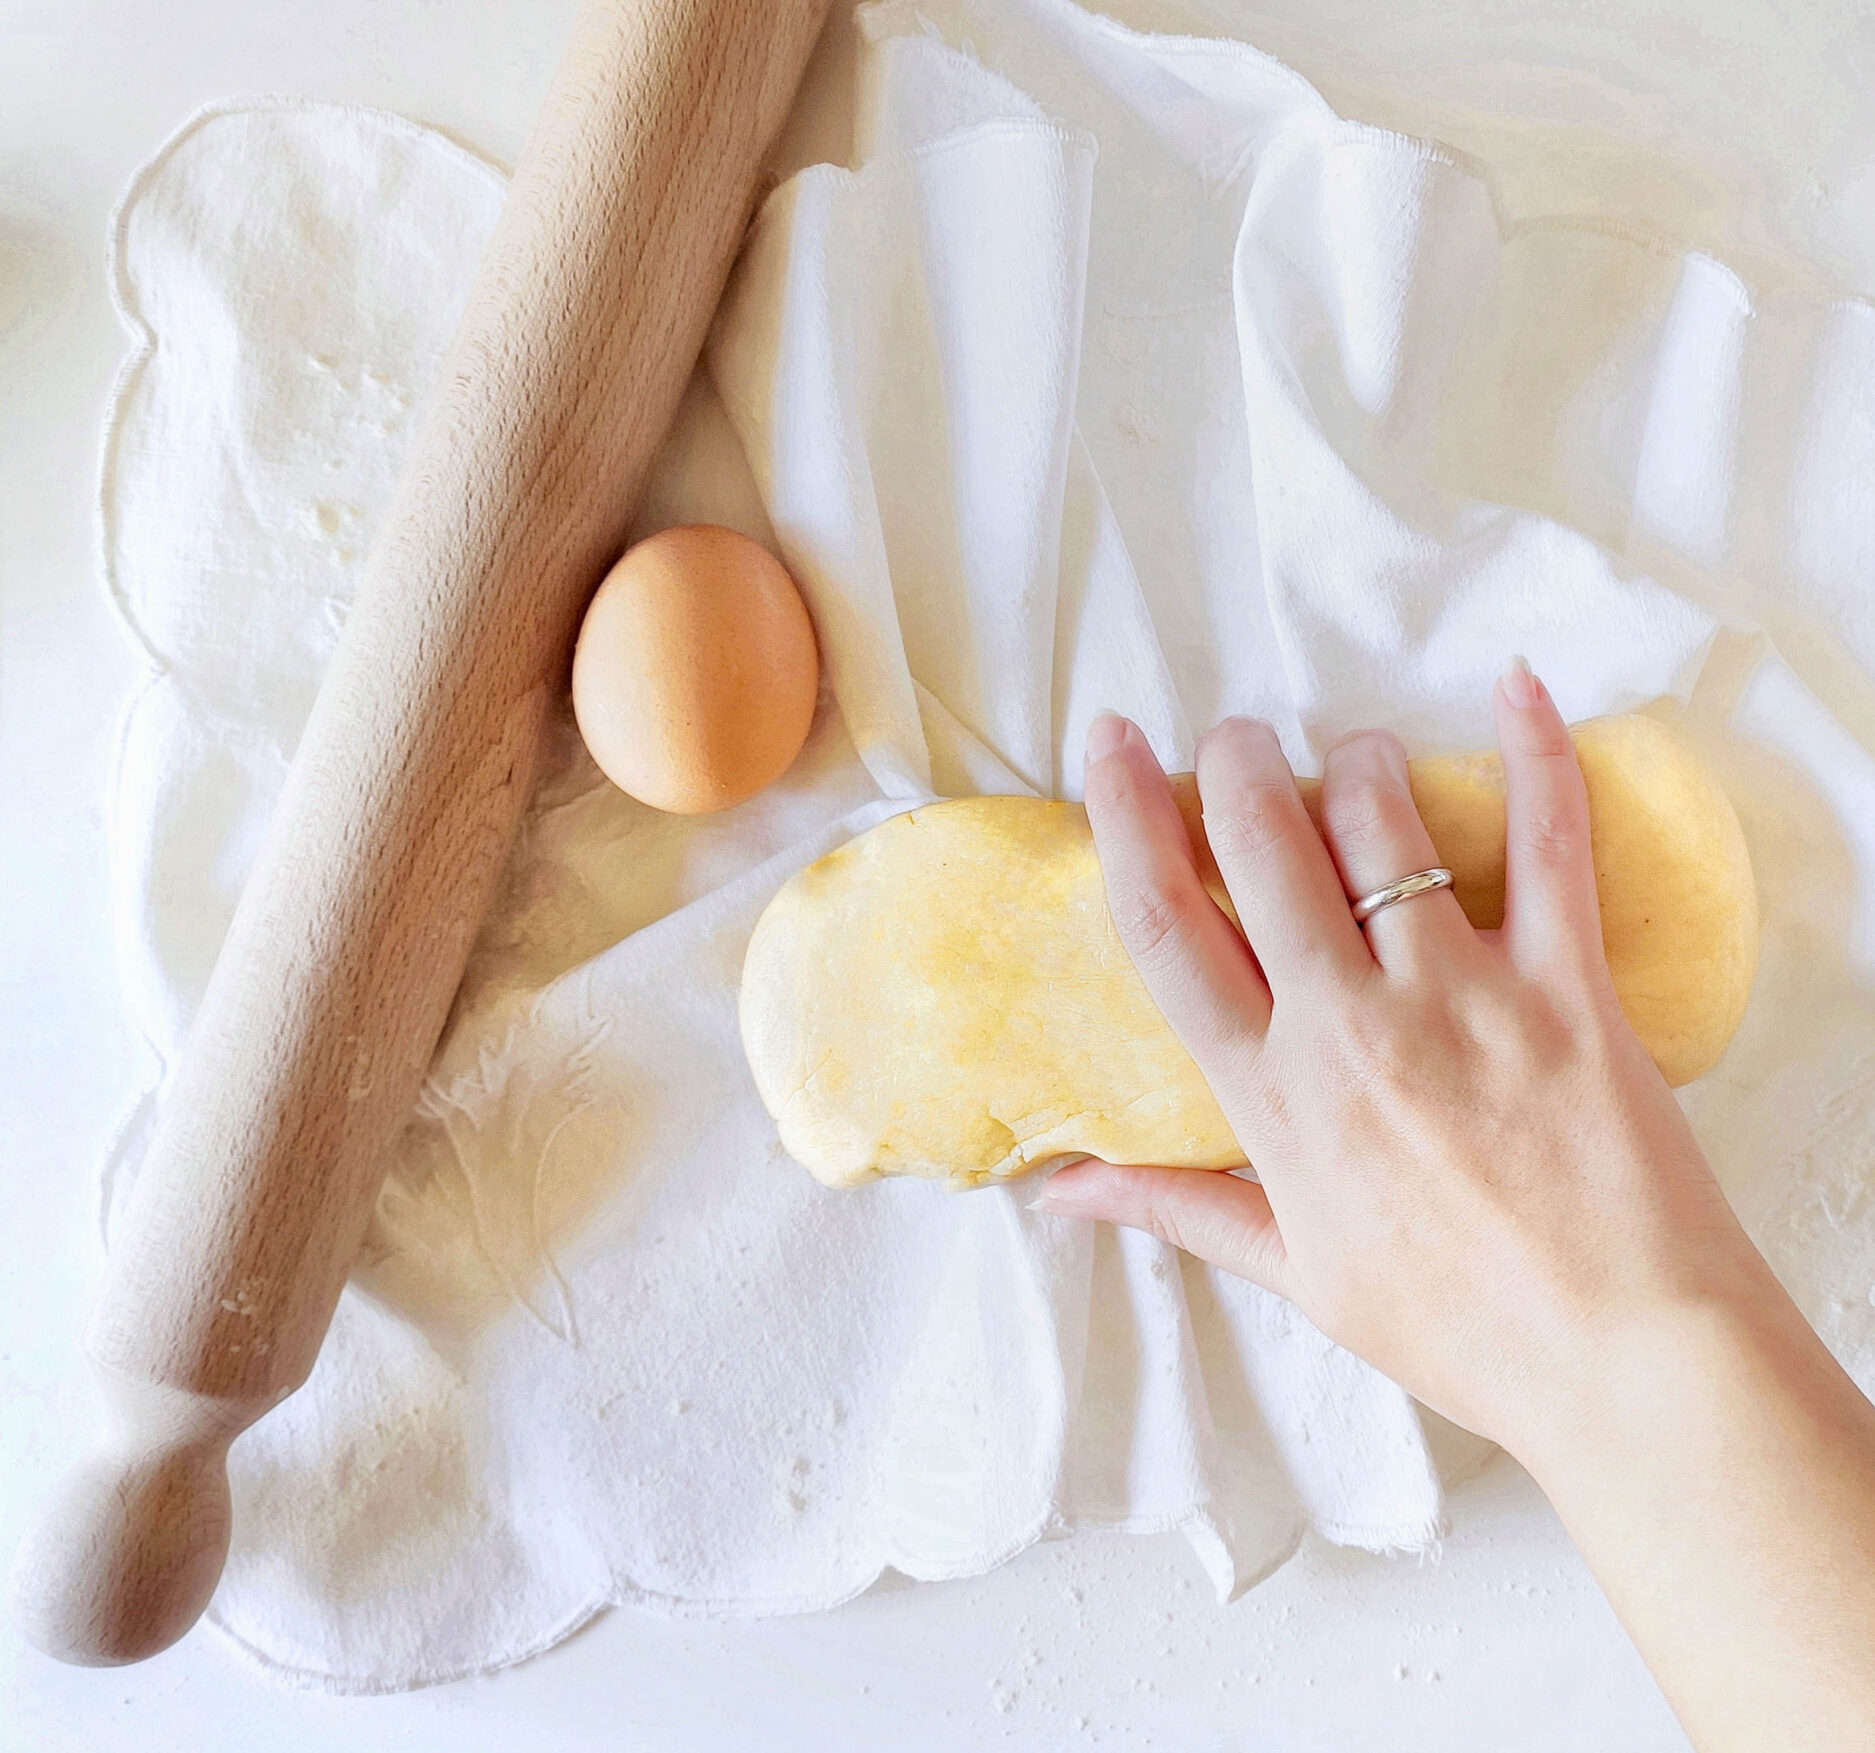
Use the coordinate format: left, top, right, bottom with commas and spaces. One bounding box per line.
8, 1370, 262, 1666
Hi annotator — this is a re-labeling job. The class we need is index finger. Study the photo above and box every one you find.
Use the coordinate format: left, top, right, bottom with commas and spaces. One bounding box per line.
1084, 713, 1272, 1062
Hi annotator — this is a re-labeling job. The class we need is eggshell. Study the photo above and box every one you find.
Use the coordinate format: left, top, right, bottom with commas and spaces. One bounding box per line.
571, 524, 819, 814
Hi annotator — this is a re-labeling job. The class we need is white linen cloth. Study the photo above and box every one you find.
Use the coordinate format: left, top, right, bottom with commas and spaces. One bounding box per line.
96, 0, 1875, 1693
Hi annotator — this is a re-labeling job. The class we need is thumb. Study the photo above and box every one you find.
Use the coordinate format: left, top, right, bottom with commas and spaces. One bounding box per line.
1030, 1160, 1292, 1299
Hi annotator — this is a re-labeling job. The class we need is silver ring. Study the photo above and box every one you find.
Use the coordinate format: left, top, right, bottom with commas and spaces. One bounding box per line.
1350, 867, 1454, 926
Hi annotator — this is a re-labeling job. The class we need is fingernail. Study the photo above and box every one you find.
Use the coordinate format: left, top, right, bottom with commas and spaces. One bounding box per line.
1026, 1188, 1067, 1213
1500, 654, 1541, 710
1086, 711, 1131, 765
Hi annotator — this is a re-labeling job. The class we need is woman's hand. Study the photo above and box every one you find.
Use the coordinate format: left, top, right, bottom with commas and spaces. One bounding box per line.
1035, 661, 1875, 1753
1036, 661, 1762, 1459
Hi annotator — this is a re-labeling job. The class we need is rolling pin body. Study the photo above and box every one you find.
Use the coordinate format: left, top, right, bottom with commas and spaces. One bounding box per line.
12, 0, 829, 1665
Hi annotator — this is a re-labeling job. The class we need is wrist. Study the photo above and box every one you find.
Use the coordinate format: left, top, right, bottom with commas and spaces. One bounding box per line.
1497, 1257, 1875, 1753
1506, 1268, 1826, 1503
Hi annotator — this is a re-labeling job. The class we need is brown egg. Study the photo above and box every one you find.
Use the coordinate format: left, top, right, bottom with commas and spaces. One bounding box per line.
571, 524, 819, 814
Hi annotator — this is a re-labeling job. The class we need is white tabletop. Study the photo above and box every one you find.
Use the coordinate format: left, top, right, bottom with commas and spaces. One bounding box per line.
5, 2, 1869, 1746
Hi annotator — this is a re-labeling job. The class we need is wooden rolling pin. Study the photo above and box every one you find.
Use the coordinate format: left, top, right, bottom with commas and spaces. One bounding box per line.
11, 0, 829, 1666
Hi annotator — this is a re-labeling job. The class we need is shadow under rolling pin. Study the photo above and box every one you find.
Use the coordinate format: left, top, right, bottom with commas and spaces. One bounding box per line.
9, 0, 831, 1667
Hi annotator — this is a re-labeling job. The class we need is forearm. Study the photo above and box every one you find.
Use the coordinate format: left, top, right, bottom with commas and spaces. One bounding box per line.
1068, 691, 1875, 1745
1521, 1286, 1875, 1753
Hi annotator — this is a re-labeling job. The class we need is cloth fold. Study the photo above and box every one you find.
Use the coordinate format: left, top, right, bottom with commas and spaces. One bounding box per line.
97, 0, 1875, 1693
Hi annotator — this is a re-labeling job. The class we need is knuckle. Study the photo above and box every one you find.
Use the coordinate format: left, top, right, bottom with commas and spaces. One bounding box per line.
1144, 1189, 1213, 1262
1518, 802, 1585, 867
1145, 1198, 1194, 1256
1109, 884, 1192, 970
1323, 783, 1408, 859
1206, 777, 1306, 866
1088, 753, 1154, 820
1322, 732, 1419, 865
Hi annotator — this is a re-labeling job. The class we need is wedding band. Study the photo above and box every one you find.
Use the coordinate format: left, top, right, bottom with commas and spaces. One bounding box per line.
1350, 867, 1454, 925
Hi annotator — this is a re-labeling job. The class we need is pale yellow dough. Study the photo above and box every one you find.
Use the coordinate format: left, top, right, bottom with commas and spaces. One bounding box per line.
740, 715, 1757, 1190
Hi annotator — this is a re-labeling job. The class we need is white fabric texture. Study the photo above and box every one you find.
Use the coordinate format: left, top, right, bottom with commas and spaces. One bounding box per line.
97, 0, 1875, 1694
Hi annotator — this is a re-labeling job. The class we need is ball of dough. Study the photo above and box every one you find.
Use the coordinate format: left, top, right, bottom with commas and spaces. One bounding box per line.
742, 715, 1758, 1191
572, 524, 818, 814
